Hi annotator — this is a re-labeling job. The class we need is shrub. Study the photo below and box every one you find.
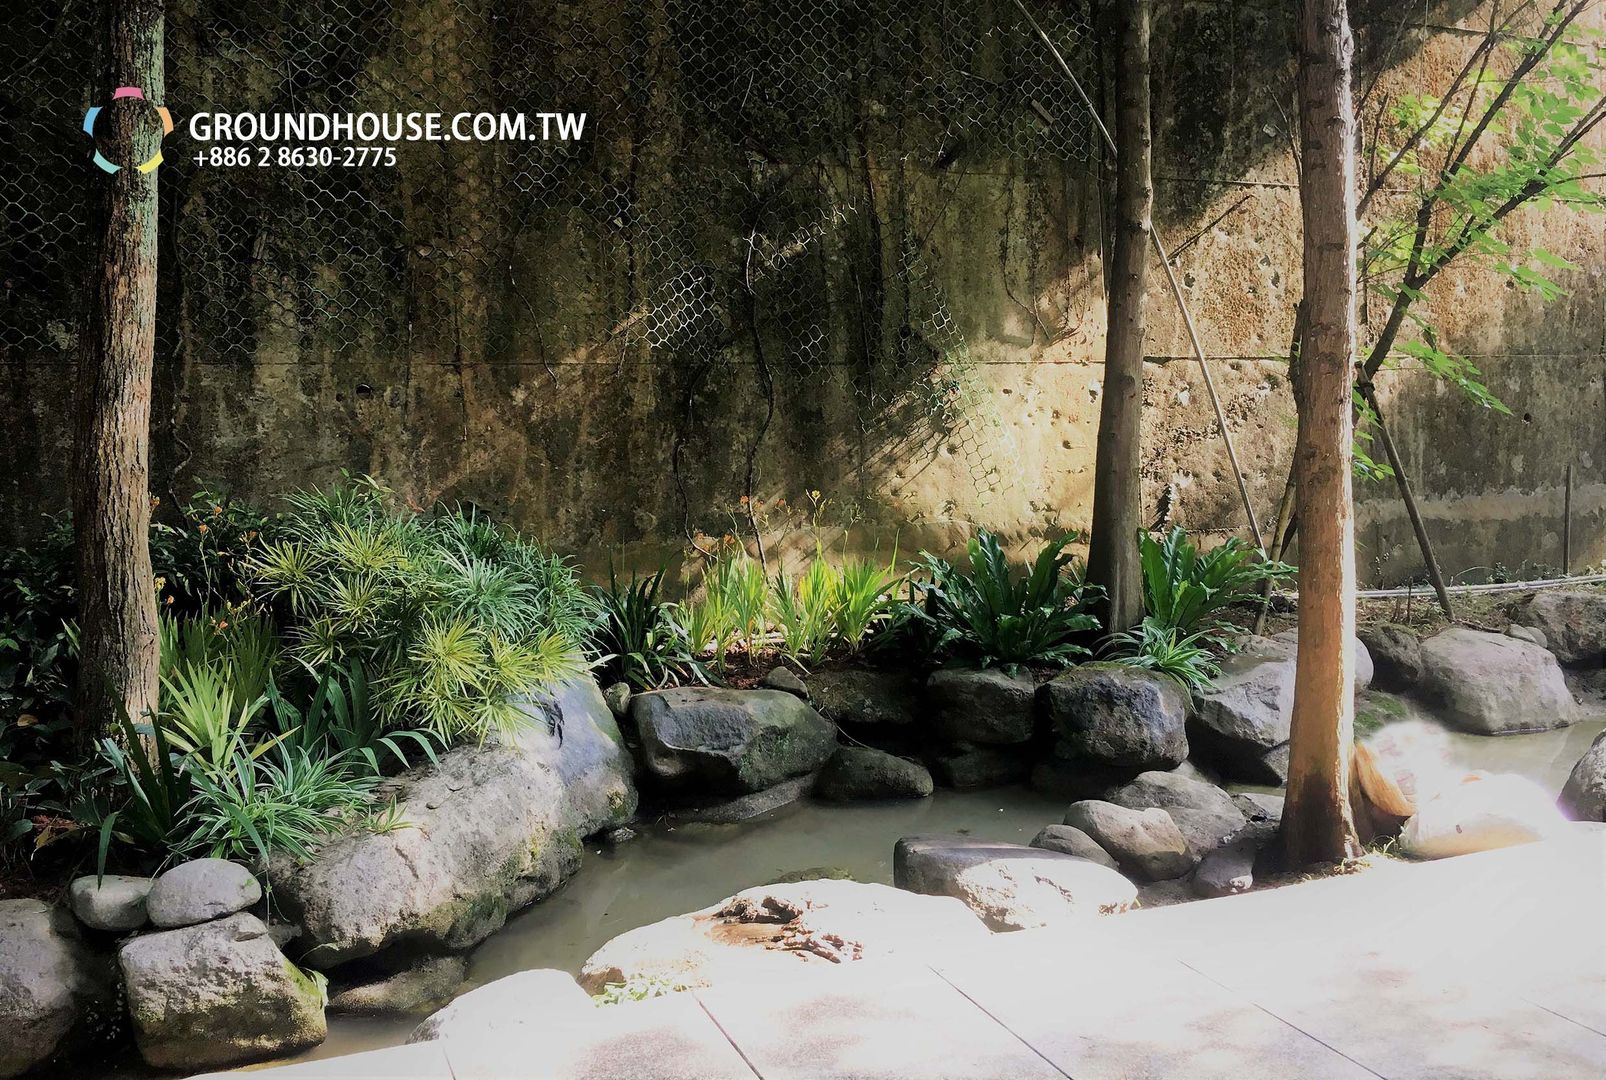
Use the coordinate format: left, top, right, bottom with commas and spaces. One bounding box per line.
249, 477, 595, 742
149, 487, 274, 614
1106, 618, 1222, 694
593, 567, 703, 690
901, 529, 1099, 669
1139, 527, 1293, 638
0, 515, 77, 738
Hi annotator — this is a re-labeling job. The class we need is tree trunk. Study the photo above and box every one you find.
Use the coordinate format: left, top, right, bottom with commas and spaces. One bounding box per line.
1282, 0, 1361, 867
73, 0, 165, 744
1087, 0, 1152, 634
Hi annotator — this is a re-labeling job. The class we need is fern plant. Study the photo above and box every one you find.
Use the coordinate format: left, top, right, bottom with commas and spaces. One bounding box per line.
1139, 527, 1293, 638
904, 529, 1100, 669
1106, 618, 1222, 694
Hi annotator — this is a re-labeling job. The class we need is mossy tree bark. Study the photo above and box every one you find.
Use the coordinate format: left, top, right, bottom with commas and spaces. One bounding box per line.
72, 0, 164, 744
1086, 0, 1151, 635
1282, 0, 1361, 867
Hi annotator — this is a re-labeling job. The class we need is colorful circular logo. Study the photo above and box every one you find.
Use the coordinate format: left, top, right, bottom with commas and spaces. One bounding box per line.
82, 86, 173, 174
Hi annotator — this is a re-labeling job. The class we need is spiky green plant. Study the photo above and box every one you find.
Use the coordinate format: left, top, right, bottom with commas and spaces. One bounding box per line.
1139, 527, 1293, 638
593, 567, 703, 690
1105, 618, 1222, 694
675, 593, 737, 669
832, 554, 902, 653
770, 558, 841, 666
706, 551, 770, 653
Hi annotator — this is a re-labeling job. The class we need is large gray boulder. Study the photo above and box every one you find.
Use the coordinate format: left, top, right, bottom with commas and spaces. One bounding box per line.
0, 899, 113, 1078
67, 874, 152, 932
1264, 629, 1375, 687
927, 667, 1038, 745
328, 956, 468, 1016
579, 879, 990, 993
1040, 663, 1188, 771
118, 912, 325, 1070
1517, 590, 1606, 663
804, 668, 921, 727
1062, 801, 1196, 881
146, 859, 260, 929
815, 746, 933, 801
1104, 770, 1247, 858
631, 686, 836, 796
1188, 659, 1295, 784
1358, 623, 1424, 689
1029, 824, 1119, 870
270, 678, 637, 968
893, 835, 1137, 930
930, 745, 1031, 789
1559, 729, 1606, 821
1417, 628, 1575, 734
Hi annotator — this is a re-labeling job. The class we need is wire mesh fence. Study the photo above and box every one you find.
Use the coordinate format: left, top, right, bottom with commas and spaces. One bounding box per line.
2, 0, 1095, 504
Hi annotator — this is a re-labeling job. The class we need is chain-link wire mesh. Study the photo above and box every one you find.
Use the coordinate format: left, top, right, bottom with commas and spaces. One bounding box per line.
2, 0, 1093, 506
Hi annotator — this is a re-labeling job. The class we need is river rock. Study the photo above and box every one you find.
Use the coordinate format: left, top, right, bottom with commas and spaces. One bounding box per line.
930, 745, 1032, 789
815, 747, 933, 801
602, 681, 631, 718
805, 668, 920, 727
1505, 624, 1547, 649
0, 899, 113, 1078
1062, 801, 1196, 881
1029, 824, 1119, 870
145, 859, 261, 929
1040, 663, 1188, 771
68, 874, 152, 932
1559, 729, 1606, 821
893, 835, 1137, 930
579, 879, 990, 993
928, 667, 1038, 745
1268, 628, 1375, 688
118, 912, 325, 1069
632, 686, 836, 796
1399, 773, 1568, 859
1231, 791, 1285, 827
328, 956, 468, 1016
409, 969, 594, 1043
1188, 659, 1294, 784
760, 666, 809, 698
270, 678, 637, 968
1104, 770, 1247, 858
1192, 835, 1260, 898
1358, 623, 1424, 689
664, 773, 816, 824
1417, 628, 1575, 734
1516, 590, 1606, 663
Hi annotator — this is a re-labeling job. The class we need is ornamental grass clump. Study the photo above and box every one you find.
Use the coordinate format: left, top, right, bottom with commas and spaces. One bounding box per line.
248, 476, 597, 743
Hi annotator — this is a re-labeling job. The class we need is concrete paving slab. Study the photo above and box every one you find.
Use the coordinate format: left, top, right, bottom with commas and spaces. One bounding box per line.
442, 992, 757, 1080
187, 1041, 454, 1079
695, 959, 1065, 1080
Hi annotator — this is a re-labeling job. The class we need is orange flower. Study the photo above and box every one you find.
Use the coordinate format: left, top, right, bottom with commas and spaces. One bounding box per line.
739, 495, 750, 505
164, 595, 174, 605
212, 505, 223, 515
196, 523, 209, 534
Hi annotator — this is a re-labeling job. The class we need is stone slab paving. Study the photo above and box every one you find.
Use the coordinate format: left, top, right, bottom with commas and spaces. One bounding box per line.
204, 825, 1606, 1079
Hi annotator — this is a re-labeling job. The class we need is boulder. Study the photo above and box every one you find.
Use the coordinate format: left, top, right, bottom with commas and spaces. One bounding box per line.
1357, 623, 1424, 689
631, 686, 836, 796
1505, 624, 1547, 649
893, 835, 1137, 930
270, 678, 637, 968
118, 912, 325, 1069
1559, 729, 1606, 822
815, 747, 933, 801
1062, 801, 1196, 881
760, 666, 809, 698
1268, 628, 1375, 688
804, 668, 921, 727
145, 859, 260, 929
1029, 824, 1119, 870
602, 681, 631, 718
1039, 663, 1188, 771
930, 745, 1031, 789
1192, 835, 1260, 898
1516, 590, 1606, 663
67, 874, 152, 932
1417, 628, 1575, 734
664, 773, 816, 824
1354, 688, 1412, 738
927, 667, 1038, 745
579, 879, 990, 993
1103, 770, 1247, 858
1400, 773, 1569, 859
0, 899, 113, 1078
1231, 791, 1285, 828
1188, 660, 1294, 784
328, 956, 468, 1016
409, 969, 594, 1043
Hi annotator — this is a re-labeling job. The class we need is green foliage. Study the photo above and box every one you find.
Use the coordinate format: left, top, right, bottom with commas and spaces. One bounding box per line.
706, 550, 769, 653
594, 567, 704, 690
149, 487, 275, 614
902, 530, 1099, 669
592, 974, 690, 1006
674, 592, 737, 670
1106, 618, 1222, 694
831, 555, 903, 653
182, 745, 376, 867
0, 516, 77, 741
249, 477, 595, 742
1139, 528, 1292, 638
770, 558, 842, 666
267, 661, 441, 778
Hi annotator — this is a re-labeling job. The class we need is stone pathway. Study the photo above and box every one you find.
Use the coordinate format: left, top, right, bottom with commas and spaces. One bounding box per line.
202, 824, 1606, 1079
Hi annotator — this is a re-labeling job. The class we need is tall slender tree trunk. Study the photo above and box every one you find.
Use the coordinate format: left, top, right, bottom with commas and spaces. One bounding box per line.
73, 0, 165, 744
1282, 0, 1361, 867
1087, 0, 1152, 634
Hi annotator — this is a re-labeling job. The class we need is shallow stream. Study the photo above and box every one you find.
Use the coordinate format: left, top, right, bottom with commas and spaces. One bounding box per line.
282, 705, 1604, 1069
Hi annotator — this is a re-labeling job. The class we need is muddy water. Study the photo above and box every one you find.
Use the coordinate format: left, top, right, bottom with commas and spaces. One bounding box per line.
286, 704, 1605, 1068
